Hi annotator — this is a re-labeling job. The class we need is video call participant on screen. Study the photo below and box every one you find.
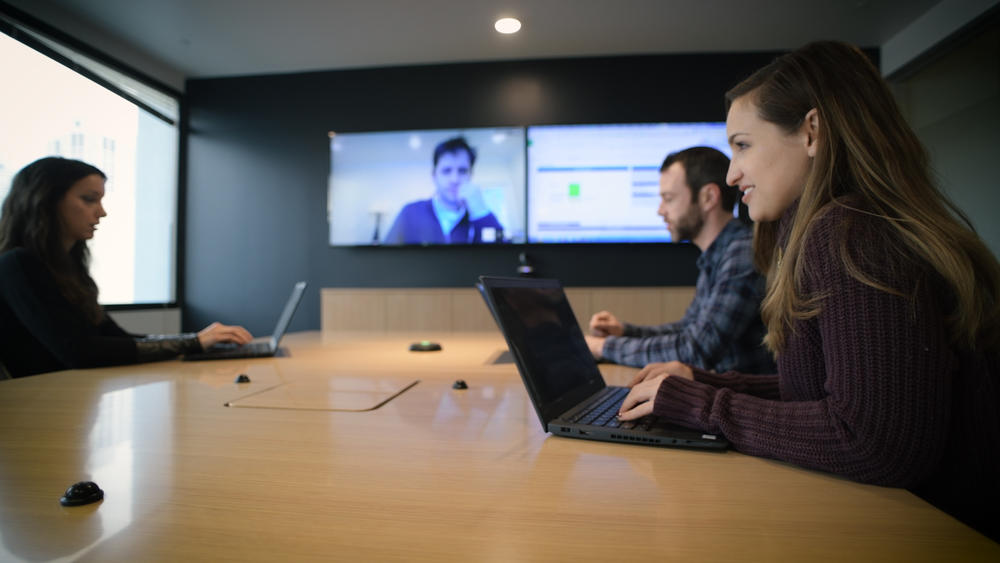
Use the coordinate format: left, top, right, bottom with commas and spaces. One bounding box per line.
585, 146, 774, 375
0, 157, 253, 379
382, 136, 504, 245
619, 42, 1000, 541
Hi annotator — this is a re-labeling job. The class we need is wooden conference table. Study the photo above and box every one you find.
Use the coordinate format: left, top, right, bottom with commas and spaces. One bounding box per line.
0, 331, 996, 562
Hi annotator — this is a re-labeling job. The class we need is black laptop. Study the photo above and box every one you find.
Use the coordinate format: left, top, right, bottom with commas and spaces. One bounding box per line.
478, 275, 727, 450
183, 281, 307, 361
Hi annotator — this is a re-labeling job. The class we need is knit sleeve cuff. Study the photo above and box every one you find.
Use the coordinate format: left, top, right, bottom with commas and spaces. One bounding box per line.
652, 376, 716, 431
690, 365, 716, 381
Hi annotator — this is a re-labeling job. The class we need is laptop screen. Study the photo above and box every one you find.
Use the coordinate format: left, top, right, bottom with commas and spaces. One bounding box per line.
269, 281, 308, 350
482, 277, 605, 422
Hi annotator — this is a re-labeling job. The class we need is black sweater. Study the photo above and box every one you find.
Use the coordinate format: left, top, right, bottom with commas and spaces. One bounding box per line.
0, 248, 198, 378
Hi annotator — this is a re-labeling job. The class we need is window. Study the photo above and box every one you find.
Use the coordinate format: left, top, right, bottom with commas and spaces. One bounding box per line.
0, 15, 179, 305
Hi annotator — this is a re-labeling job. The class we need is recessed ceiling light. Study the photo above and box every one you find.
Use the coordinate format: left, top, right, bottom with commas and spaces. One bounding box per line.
495, 17, 521, 34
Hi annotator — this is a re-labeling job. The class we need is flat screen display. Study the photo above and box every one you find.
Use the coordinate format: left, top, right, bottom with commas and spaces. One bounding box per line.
526, 122, 730, 243
328, 127, 526, 246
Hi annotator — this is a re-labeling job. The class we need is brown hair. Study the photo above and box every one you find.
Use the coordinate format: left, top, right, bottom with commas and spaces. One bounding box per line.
725, 41, 1000, 354
660, 146, 740, 212
0, 157, 106, 324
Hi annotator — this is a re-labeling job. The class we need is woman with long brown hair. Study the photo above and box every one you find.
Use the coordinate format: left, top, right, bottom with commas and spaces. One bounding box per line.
0, 156, 252, 379
618, 41, 999, 540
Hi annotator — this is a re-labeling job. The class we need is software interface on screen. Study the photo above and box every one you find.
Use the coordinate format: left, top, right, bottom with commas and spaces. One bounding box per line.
328, 127, 526, 246
527, 122, 730, 243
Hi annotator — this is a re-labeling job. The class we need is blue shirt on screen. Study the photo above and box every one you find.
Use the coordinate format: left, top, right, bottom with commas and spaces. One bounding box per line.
383, 199, 503, 244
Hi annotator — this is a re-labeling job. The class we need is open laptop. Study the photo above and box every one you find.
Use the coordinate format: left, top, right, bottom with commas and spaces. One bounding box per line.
478, 275, 727, 450
183, 281, 307, 361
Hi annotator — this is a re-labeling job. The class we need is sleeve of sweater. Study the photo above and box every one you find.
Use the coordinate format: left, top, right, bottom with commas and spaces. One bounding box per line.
99, 315, 137, 338
0, 249, 138, 369
651, 212, 954, 487
689, 367, 781, 400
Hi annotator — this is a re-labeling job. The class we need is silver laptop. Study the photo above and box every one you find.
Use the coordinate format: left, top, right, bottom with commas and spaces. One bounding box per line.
183, 281, 307, 361
478, 275, 727, 450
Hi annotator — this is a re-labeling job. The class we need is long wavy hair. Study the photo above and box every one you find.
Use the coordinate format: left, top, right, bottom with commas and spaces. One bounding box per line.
0, 157, 107, 324
725, 41, 1000, 355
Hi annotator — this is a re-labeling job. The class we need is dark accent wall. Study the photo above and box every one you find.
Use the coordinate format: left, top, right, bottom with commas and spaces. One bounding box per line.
184, 52, 782, 334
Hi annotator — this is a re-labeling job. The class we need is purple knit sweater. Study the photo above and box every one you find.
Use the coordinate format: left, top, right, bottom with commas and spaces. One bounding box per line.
651, 201, 999, 539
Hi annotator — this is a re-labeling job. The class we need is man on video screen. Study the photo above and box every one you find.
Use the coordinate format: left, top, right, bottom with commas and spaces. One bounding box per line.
383, 136, 504, 244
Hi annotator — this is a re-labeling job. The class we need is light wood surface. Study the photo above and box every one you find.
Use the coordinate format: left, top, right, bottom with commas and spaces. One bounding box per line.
0, 332, 996, 562
321, 286, 697, 333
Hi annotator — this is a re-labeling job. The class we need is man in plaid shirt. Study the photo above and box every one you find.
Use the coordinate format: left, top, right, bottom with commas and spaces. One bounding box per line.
585, 147, 774, 374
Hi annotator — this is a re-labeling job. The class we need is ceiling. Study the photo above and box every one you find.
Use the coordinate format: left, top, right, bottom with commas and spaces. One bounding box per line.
8, 0, 941, 80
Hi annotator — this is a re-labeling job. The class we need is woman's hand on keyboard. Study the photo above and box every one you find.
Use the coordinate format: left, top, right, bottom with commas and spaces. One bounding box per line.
197, 322, 253, 350
618, 361, 695, 421
617, 375, 664, 421
628, 361, 693, 388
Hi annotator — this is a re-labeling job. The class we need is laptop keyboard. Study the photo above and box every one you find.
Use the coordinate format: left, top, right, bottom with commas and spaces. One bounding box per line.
566, 387, 657, 430
204, 341, 271, 359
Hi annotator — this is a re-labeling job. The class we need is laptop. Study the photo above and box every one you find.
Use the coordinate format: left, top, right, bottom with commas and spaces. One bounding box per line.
478, 275, 727, 450
183, 281, 307, 361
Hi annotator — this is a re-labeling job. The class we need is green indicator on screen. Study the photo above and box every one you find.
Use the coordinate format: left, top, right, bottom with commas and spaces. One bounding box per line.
569, 183, 580, 197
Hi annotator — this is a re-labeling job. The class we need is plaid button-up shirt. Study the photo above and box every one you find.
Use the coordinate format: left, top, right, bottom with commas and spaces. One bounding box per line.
601, 220, 775, 374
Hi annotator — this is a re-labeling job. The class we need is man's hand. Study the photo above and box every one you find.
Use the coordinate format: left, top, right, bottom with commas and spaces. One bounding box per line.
459, 183, 491, 220
628, 361, 694, 387
589, 310, 624, 336
584, 334, 606, 359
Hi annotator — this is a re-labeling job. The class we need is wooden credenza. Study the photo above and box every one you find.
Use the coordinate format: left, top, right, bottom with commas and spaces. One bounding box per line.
320, 286, 697, 333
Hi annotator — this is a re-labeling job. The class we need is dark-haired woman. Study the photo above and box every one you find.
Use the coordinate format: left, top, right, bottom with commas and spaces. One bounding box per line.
618, 42, 999, 541
0, 157, 251, 379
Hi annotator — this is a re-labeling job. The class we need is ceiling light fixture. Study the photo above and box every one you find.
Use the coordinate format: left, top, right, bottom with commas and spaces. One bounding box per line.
495, 17, 521, 34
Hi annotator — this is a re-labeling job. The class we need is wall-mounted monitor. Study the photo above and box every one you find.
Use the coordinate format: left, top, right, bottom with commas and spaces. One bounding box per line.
328, 127, 526, 246
526, 122, 730, 243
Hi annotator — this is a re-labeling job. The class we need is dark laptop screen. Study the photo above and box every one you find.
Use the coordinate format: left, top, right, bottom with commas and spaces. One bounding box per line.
488, 283, 604, 407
